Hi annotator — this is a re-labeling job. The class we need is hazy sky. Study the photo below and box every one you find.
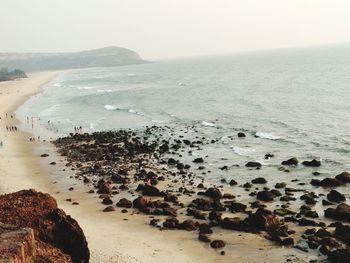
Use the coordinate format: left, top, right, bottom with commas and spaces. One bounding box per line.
1, 0, 350, 59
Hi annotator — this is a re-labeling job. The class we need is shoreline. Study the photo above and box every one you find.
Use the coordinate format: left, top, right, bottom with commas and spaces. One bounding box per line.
1, 72, 340, 263
0, 73, 225, 262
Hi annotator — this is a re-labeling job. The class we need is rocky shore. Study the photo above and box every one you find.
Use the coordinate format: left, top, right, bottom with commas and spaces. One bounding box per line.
0, 189, 89, 263
50, 125, 350, 263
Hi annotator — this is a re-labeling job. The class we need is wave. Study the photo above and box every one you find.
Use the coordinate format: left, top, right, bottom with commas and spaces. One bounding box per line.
104, 105, 145, 117
104, 104, 120, 111
77, 86, 97, 90
232, 146, 256, 156
97, 89, 113, 93
202, 121, 215, 127
151, 119, 165, 123
255, 132, 281, 140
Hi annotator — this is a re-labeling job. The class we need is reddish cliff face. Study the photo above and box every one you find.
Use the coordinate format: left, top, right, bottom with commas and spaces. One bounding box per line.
0, 189, 89, 263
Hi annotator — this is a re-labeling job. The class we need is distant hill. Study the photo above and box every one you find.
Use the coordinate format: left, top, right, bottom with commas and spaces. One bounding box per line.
0, 46, 147, 71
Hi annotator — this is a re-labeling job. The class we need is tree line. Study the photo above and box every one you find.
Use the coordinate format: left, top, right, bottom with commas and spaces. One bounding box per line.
0, 68, 27, 82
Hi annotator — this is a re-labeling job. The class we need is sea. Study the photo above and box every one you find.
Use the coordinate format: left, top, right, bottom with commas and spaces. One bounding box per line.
17, 45, 350, 195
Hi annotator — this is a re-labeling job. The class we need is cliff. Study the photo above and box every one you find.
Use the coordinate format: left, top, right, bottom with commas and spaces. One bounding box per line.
0, 189, 89, 263
0, 46, 146, 71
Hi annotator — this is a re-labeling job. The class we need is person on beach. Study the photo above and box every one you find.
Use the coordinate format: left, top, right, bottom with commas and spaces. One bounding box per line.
0, 141, 3, 147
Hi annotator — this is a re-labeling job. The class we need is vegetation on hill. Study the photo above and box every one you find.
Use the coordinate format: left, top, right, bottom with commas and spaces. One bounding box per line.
0, 68, 27, 82
0, 46, 146, 71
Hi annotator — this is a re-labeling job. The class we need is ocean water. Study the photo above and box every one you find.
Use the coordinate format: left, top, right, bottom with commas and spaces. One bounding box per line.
18, 45, 350, 187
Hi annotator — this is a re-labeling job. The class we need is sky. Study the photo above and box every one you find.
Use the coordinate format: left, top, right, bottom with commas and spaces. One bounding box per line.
1, 0, 350, 59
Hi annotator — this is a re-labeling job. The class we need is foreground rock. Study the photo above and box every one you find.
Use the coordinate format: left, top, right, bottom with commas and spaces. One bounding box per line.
0, 223, 71, 263
0, 189, 89, 263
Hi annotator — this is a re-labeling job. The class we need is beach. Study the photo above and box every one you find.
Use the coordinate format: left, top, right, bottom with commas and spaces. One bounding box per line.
0, 72, 251, 263
0, 71, 346, 263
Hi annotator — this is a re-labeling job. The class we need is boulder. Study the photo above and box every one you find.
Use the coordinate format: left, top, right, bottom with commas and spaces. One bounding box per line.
133, 196, 149, 211
116, 198, 132, 208
311, 178, 342, 187
325, 203, 350, 221
237, 132, 246, 138
203, 187, 222, 200
327, 190, 345, 203
302, 159, 321, 167
0, 189, 89, 263
246, 209, 280, 231
256, 190, 275, 202
328, 249, 350, 263
281, 157, 298, 166
335, 172, 350, 184
245, 162, 262, 168
210, 240, 225, 249
251, 177, 267, 184
177, 220, 196, 231
136, 184, 164, 197
193, 157, 204, 163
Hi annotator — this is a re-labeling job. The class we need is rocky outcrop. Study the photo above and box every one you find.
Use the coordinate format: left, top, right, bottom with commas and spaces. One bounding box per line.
0, 189, 89, 263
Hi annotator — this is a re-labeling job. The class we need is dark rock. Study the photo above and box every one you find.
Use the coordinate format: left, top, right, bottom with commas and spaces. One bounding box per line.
275, 182, 286, 189
193, 157, 204, 163
237, 132, 246, 138
281, 157, 298, 166
325, 203, 350, 221
228, 202, 247, 213
133, 196, 148, 211
245, 162, 262, 168
210, 240, 225, 249
251, 177, 267, 184
311, 178, 342, 187
229, 180, 238, 186
177, 220, 196, 231
335, 172, 350, 184
163, 207, 177, 217
335, 224, 350, 245
246, 208, 281, 231
302, 159, 321, 167
328, 249, 350, 263
203, 187, 222, 200
198, 234, 211, 243
220, 217, 244, 231
102, 197, 113, 205
136, 184, 164, 197
116, 198, 132, 208
327, 190, 345, 203
256, 190, 275, 202
163, 218, 179, 229
187, 208, 206, 220
198, 224, 213, 235
103, 206, 115, 212
298, 218, 318, 226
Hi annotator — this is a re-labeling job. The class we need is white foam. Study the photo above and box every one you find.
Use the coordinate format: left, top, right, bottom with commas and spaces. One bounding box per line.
97, 89, 113, 93
104, 104, 119, 111
202, 121, 215, 127
77, 86, 96, 90
151, 119, 165, 123
232, 146, 256, 156
256, 132, 281, 140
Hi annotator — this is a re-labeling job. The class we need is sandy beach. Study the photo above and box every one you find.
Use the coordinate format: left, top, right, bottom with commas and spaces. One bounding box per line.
0, 73, 222, 263
0, 73, 314, 263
